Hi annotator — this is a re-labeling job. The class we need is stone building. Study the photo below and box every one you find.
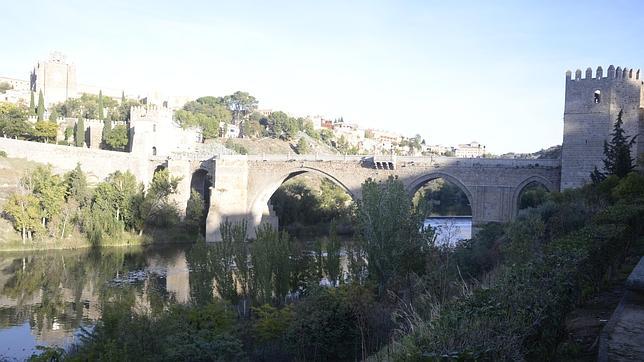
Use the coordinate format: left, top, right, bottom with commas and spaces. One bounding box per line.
455, 141, 486, 158
561, 66, 644, 189
128, 105, 201, 158
30, 51, 78, 106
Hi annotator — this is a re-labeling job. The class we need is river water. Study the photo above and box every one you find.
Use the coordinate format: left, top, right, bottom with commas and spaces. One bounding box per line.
0, 217, 471, 360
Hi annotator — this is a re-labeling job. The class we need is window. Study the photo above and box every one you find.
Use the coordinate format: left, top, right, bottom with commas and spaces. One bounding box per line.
594, 90, 601, 104
152, 146, 157, 156
153, 124, 156, 132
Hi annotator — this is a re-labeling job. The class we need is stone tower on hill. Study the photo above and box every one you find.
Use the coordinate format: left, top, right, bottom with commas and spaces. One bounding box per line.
30, 52, 78, 106
561, 65, 643, 189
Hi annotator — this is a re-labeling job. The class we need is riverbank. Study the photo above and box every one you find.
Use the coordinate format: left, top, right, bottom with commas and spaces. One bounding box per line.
0, 226, 198, 252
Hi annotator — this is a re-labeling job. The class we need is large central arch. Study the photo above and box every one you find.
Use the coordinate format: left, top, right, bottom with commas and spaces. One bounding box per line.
406, 171, 474, 211
248, 166, 356, 233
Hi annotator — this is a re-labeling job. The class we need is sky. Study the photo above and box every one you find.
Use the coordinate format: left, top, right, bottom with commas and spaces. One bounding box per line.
3, 0, 644, 153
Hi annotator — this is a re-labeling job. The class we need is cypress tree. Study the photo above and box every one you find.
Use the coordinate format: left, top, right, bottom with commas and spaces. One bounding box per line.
75, 117, 85, 147
102, 119, 112, 146
29, 92, 35, 115
603, 110, 637, 178
98, 90, 104, 120
121, 91, 125, 104
37, 90, 45, 121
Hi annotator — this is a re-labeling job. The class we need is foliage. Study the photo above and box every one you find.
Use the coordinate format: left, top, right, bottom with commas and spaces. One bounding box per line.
602, 109, 637, 177
326, 220, 342, 286
97, 90, 104, 120
33, 121, 58, 143
0, 102, 32, 139
37, 90, 45, 121
270, 178, 352, 237
251, 224, 293, 306
356, 176, 433, 293
185, 189, 205, 234
74, 117, 85, 147
0, 81, 12, 93
70, 301, 246, 361
4, 192, 42, 242
104, 125, 128, 151
223, 91, 258, 124
295, 137, 310, 154
387, 173, 644, 360
519, 183, 549, 209
224, 139, 248, 154
416, 178, 471, 216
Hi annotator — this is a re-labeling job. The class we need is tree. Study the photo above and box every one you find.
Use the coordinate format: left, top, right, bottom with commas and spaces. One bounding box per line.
326, 220, 341, 287
175, 99, 231, 139
356, 176, 432, 294
33, 121, 58, 143
75, 117, 85, 147
223, 91, 258, 124
185, 189, 205, 234
102, 119, 112, 145
603, 110, 637, 178
4, 192, 41, 242
0, 102, 31, 139
0, 82, 12, 94
121, 91, 126, 105
295, 138, 310, 154
29, 91, 35, 114
132, 169, 181, 233
37, 90, 45, 121
65, 164, 91, 207
268, 111, 298, 140
48, 108, 59, 122
23, 166, 67, 228
98, 90, 104, 120
105, 125, 129, 151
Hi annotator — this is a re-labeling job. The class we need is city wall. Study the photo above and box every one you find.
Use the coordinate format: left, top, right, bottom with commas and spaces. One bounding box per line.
0, 137, 154, 184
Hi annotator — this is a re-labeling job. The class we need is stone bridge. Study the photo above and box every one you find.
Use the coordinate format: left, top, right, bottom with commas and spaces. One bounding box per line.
201, 154, 561, 241
0, 138, 561, 242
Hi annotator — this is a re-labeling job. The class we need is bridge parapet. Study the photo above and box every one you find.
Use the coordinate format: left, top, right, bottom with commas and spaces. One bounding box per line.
214, 154, 561, 169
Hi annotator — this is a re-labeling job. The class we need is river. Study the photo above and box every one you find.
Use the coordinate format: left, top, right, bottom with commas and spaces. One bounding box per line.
0, 217, 471, 360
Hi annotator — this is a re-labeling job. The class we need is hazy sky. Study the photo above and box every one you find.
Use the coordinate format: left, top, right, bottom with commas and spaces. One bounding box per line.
3, 0, 644, 153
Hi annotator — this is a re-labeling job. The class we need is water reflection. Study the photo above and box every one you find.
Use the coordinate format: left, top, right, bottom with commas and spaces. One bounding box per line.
0, 217, 471, 359
424, 216, 472, 246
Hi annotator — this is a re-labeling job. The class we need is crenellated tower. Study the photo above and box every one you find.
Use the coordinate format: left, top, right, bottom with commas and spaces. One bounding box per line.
561, 65, 643, 189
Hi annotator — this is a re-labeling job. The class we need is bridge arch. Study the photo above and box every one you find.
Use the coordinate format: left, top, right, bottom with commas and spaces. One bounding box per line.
248, 166, 356, 232
406, 171, 474, 210
511, 175, 556, 217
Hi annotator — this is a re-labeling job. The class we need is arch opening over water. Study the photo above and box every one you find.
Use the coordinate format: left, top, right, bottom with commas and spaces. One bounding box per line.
410, 173, 473, 245
189, 169, 211, 234
252, 168, 354, 238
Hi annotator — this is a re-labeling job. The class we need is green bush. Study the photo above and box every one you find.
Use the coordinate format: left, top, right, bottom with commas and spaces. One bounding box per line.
390, 188, 644, 360
0, 150, 6, 157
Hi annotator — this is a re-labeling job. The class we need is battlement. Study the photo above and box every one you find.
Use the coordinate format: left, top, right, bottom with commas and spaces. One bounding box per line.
130, 105, 173, 122
566, 65, 641, 82
84, 119, 126, 127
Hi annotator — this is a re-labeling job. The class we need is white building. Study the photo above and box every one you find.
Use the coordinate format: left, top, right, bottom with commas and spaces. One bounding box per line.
129, 105, 201, 157
455, 141, 486, 158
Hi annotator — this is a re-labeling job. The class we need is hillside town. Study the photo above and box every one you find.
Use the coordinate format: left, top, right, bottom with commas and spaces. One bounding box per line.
0, 52, 495, 157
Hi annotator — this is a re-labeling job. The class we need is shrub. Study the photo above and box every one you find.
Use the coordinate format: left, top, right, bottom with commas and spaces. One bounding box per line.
0, 150, 7, 157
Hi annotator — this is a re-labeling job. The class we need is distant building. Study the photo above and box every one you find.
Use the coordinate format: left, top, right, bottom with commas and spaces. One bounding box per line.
426, 144, 453, 155
220, 123, 240, 139
129, 105, 201, 157
455, 141, 486, 158
30, 51, 78, 106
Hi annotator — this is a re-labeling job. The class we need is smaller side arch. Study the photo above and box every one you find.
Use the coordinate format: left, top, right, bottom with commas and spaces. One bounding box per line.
510, 175, 556, 218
